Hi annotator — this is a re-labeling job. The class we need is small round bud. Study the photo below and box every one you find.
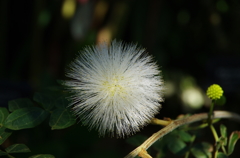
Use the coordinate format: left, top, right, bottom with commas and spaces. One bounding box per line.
206, 84, 224, 100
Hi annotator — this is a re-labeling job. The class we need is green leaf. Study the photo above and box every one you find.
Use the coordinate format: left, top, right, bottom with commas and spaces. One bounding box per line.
29, 154, 55, 158
54, 97, 69, 109
8, 98, 34, 112
220, 124, 228, 146
5, 144, 31, 153
191, 142, 213, 158
4, 107, 48, 130
178, 130, 192, 142
0, 107, 9, 125
215, 95, 226, 106
167, 136, 187, 155
49, 108, 76, 130
217, 152, 228, 158
0, 150, 8, 156
227, 131, 240, 155
0, 127, 12, 145
126, 135, 148, 147
33, 92, 55, 111
220, 124, 227, 138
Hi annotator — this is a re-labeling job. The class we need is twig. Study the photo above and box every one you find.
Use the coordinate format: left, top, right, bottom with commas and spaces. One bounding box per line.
138, 148, 152, 158
124, 111, 240, 158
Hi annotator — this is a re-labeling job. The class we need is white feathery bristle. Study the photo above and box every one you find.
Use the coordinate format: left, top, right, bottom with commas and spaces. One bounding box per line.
64, 40, 164, 138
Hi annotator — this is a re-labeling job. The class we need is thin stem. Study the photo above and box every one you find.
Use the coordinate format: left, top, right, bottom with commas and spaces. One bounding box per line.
208, 101, 220, 158
210, 125, 219, 142
221, 146, 227, 155
184, 149, 190, 158
186, 119, 220, 131
214, 150, 218, 158
184, 135, 196, 158
124, 111, 240, 158
138, 148, 152, 158
7, 154, 15, 158
208, 101, 215, 124
150, 118, 171, 126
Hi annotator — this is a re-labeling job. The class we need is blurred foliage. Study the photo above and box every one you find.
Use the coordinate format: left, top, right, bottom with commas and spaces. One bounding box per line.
126, 121, 240, 158
1, 0, 240, 157
0, 93, 124, 158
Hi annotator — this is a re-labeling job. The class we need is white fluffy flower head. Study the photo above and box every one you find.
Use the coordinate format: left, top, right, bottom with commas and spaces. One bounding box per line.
64, 40, 164, 138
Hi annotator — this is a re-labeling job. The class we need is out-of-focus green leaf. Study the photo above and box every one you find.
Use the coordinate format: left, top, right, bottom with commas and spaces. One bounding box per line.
0, 127, 12, 145
215, 95, 226, 106
191, 142, 213, 158
217, 152, 228, 158
178, 130, 192, 142
29, 154, 55, 158
228, 131, 240, 155
152, 140, 168, 158
220, 124, 227, 138
8, 98, 34, 112
126, 135, 148, 147
5, 144, 31, 153
4, 107, 48, 130
220, 124, 227, 146
49, 108, 76, 130
54, 97, 69, 109
0, 107, 9, 125
167, 136, 187, 155
0, 150, 7, 156
33, 92, 55, 111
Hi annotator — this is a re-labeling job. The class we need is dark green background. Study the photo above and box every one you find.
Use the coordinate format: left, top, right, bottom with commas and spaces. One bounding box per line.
1, 0, 240, 157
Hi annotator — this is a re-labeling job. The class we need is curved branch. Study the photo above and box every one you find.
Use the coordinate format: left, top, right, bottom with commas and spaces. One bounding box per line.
124, 111, 240, 158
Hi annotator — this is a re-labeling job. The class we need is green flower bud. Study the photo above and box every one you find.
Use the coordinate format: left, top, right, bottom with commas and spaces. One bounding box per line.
206, 84, 224, 100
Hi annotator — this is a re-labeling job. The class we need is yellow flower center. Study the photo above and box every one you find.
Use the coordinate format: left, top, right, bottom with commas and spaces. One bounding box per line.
102, 76, 126, 97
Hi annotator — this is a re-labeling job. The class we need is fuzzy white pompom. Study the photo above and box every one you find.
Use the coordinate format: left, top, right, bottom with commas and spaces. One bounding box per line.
64, 40, 164, 138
